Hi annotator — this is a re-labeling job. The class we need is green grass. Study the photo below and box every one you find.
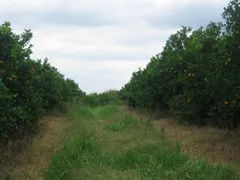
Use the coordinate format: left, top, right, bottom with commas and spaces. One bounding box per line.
104, 114, 139, 132
67, 105, 94, 121
45, 104, 238, 180
97, 104, 120, 117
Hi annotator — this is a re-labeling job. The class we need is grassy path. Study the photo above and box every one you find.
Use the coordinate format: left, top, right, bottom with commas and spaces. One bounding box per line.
5, 104, 239, 179
45, 105, 238, 180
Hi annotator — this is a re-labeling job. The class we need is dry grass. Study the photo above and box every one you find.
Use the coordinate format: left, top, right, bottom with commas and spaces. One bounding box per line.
126, 107, 240, 169
154, 119, 240, 166
0, 115, 70, 180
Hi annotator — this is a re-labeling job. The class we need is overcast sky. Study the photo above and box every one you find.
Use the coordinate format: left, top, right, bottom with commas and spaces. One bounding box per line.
1, 0, 229, 93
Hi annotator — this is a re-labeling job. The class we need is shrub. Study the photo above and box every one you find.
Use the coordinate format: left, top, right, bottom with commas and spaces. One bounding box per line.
85, 90, 120, 107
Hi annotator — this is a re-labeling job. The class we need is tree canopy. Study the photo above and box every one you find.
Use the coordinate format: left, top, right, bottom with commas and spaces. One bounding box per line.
120, 0, 240, 128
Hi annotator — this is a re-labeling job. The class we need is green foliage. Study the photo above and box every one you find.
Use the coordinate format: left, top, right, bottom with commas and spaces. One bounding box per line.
223, 0, 240, 35
97, 104, 120, 117
120, 1, 240, 128
67, 105, 94, 121
0, 22, 85, 143
104, 114, 139, 132
85, 89, 120, 107
105, 122, 126, 131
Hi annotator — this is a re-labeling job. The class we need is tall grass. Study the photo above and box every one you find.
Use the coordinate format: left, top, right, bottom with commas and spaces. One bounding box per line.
45, 134, 237, 180
97, 104, 120, 117
67, 104, 94, 120
104, 114, 139, 132
45, 133, 99, 180
45, 104, 238, 180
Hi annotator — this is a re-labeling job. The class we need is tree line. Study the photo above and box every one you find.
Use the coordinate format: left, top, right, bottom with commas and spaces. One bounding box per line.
0, 22, 85, 145
120, 0, 240, 128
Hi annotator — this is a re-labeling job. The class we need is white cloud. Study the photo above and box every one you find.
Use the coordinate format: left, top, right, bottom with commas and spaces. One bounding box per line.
27, 23, 177, 93
30, 24, 177, 59
0, 0, 60, 12
49, 58, 148, 93
0, 0, 229, 93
